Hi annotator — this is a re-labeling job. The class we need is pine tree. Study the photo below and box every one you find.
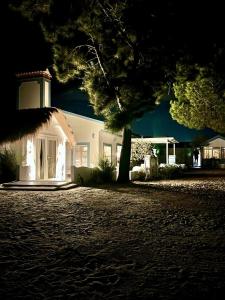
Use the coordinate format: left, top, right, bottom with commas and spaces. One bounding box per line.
170, 65, 225, 134
11, 0, 225, 181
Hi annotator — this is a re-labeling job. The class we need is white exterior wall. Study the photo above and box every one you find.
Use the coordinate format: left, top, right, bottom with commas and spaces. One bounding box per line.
15, 117, 69, 181
63, 111, 122, 167
1, 111, 123, 181
35, 116, 68, 180
19, 81, 40, 109
44, 81, 50, 107
18, 78, 51, 109
99, 130, 122, 165
63, 111, 104, 167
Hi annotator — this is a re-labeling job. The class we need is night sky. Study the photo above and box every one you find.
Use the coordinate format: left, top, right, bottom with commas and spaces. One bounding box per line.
2, 2, 218, 142
52, 87, 216, 142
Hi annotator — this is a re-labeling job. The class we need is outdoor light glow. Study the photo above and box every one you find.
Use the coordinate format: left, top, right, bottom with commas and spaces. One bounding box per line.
56, 141, 66, 180
187, 150, 192, 157
27, 138, 35, 180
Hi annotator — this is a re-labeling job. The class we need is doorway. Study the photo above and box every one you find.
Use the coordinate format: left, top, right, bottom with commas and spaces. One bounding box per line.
36, 137, 57, 180
192, 147, 201, 168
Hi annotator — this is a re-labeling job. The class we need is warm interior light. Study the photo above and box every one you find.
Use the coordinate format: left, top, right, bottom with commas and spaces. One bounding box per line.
27, 138, 35, 180
56, 140, 66, 180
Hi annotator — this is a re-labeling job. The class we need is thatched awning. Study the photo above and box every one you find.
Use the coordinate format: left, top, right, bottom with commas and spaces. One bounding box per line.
0, 107, 75, 146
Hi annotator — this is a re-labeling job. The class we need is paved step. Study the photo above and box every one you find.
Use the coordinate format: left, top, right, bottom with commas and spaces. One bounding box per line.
2, 181, 69, 187
0, 185, 58, 191
0, 181, 78, 191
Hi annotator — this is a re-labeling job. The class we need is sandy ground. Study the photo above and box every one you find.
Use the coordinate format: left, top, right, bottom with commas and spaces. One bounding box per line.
0, 173, 225, 299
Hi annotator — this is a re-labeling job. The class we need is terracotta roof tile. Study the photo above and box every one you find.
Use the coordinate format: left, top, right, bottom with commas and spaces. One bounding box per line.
16, 69, 52, 80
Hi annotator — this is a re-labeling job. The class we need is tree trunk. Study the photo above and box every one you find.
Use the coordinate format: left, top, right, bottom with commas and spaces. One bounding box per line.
117, 126, 131, 183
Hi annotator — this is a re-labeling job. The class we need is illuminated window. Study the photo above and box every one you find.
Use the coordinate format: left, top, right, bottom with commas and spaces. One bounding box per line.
103, 144, 112, 163
75, 144, 89, 167
222, 148, 225, 159
212, 147, 220, 159
203, 147, 212, 159
116, 144, 122, 165
22, 137, 28, 166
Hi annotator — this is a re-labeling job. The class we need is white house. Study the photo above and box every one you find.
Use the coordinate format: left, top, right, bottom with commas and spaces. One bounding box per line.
0, 69, 122, 184
202, 135, 225, 159
201, 135, 225, 168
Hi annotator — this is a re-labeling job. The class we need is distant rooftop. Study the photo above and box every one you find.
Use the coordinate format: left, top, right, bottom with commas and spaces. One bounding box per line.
132, 137, 179, 144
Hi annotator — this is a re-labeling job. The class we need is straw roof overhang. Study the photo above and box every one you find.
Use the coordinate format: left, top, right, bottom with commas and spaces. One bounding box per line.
53, 110, 75, 146
0, 107, 75, 146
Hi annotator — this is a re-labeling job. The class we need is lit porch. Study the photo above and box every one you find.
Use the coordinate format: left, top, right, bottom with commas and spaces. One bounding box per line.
132, 137, 179, 164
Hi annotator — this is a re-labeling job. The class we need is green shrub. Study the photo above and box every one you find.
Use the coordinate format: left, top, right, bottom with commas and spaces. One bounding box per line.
130, 170, 146, 181
91, 158, 116, 184
158, 164, 183, 179
0, 149, 18, 183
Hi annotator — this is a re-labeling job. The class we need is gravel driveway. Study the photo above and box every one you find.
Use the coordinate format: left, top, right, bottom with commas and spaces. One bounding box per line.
0, 173, 225, 299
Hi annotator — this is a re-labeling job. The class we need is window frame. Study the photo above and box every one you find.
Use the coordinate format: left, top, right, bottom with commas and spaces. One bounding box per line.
203, 147, 213, 159
75, 142, 90, 167
221, 147, 225, 159
103, 143, 112, 163
212, 147, 221, 159
116, 143, 122, 165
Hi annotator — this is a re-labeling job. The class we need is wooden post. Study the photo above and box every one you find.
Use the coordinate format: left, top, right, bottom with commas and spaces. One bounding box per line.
166, 142, 168, 164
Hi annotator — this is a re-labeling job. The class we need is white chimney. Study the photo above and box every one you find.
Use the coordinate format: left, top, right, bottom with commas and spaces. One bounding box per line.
16, 69, 52, 110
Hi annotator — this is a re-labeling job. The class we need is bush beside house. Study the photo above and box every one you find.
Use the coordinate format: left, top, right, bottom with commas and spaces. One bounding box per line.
158, 164, 184, 179
0, 149, 18, 183
71, 158, 116, 185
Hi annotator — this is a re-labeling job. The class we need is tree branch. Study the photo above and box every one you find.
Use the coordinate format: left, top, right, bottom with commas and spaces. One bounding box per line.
96, 0, 134, 50
89, 34, 123, 111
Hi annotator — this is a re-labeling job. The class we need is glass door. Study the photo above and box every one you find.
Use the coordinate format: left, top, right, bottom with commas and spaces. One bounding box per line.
47, 139, 56, 179
37, 138, 46, 180
36, 137, 57, 180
